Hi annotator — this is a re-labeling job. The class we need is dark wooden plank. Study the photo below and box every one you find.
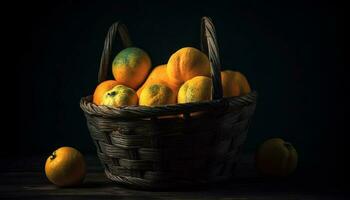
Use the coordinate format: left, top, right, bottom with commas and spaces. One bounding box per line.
0, 172, 346, 200
0, 154, 346, 199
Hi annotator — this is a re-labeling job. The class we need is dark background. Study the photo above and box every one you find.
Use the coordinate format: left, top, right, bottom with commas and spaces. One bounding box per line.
4, 0, 343, 188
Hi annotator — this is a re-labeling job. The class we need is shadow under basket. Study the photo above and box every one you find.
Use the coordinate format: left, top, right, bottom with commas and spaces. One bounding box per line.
80, 16, 257, 189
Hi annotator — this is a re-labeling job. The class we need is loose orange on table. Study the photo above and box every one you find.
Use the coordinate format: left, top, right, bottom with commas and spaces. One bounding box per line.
45, 147, 86, 187
255, 138, 298, 177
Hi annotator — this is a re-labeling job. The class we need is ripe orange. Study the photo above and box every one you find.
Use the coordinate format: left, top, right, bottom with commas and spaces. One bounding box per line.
178, 76, 212, 103
139, 83, 176, 106
221, 70, 251, 97
167, 47, 211, 85
92, 80, 119, 105
112, 47, 151, 89
136, 64, 180, 98
101, 85, 138, 107
45, 147, 86, 187
255, 138, 298, 177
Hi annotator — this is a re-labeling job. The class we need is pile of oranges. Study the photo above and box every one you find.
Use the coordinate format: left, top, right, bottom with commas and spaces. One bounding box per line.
93, 46, 251, 108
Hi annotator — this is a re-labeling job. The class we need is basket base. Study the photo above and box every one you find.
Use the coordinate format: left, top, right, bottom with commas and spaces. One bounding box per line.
104, 168, 237, 191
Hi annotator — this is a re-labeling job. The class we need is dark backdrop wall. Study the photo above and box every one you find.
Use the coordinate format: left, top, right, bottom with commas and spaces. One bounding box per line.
5, 0, 343, 185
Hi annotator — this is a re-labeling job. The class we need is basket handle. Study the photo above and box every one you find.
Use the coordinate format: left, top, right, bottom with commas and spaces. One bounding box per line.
98, 21, 132, 83
201, 17, 223, 100
98, 18, 223, 99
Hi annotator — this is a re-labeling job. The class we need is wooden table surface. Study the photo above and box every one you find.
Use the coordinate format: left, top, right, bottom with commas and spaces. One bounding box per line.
0, 154, 345, 200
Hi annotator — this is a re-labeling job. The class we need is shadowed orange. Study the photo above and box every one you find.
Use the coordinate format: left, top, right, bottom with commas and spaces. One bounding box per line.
221, 70, 251, 97
137, 64, 180, 98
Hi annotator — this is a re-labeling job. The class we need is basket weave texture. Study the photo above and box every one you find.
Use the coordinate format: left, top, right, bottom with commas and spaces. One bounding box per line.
80, 17, 257, 189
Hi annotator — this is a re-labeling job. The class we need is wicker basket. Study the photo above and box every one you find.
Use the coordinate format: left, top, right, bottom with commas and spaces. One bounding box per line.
80, 17, 257, 189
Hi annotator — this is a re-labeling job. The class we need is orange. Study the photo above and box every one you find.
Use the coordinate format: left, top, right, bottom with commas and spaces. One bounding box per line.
139, 83, 176, 106
101, 85, 138, 107
221, 70, 251, 97
178, 76, 212, 103
112, 47, 151, 89
167, 47, 211, 86
92, 80, 119, 105
45, 147, 86, 187
177, 76, 212, 118
255, 138, 298, 177
137, 64, 180, 97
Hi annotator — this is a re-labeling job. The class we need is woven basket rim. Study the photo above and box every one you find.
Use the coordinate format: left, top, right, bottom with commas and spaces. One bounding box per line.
80, 91, 257, 118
